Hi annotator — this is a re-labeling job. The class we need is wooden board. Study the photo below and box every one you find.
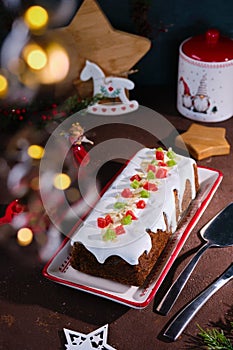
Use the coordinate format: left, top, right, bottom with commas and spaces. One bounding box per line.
47, 0, 151, 99
175, 123, 230, 160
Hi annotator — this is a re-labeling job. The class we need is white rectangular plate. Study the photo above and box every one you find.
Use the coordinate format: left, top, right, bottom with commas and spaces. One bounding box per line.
43, 166, 222, 308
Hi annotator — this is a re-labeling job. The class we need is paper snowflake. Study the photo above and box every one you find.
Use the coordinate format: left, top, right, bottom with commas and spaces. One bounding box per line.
63, 324, 116, 350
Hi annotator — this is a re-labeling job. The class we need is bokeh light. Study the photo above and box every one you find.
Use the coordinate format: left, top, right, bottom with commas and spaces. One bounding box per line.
65, 187, 80, 203
22, 42, 69, 84
27, 145, 44, 159
39, 43, 69, 84
0, 74, 8, 98
53, 173, 71, 190
17, 227, 33, 246
23, 44, 47, 70
24, 6, 49, 32
30, 176, 40, 191
7, 57, 26, 75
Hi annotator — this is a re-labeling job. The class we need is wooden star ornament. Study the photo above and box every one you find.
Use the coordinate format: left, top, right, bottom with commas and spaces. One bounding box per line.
47, 0, 151, 98
175, 123, 230, 160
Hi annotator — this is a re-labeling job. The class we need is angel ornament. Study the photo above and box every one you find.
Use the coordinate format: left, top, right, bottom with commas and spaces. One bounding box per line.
68, 122, 93, 166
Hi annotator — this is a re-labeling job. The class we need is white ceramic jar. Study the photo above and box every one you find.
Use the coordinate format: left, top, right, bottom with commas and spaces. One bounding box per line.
177, 29, 233, 122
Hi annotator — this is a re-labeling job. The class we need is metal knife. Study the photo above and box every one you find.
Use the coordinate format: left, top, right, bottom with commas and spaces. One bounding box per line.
163, 263, 233, 341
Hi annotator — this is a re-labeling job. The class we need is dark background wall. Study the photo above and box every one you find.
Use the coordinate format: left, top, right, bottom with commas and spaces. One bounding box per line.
97, 0, 233, 87
1, 0, 233, 88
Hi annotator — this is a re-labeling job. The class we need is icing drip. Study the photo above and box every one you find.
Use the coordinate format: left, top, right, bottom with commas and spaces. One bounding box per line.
71, 148, 197, 265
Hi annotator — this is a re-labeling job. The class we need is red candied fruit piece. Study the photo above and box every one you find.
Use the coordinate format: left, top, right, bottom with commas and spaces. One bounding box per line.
156, 168, 168, 178
130, 174, 141, 181
156, 149, 164, 161
97, 217, 107, 228
136, 200, 146, 209
105, 214, 113, 225
115, 225, 125, 235
143, 182, 158, 191
97, 214, 113, 228
158, 161, 167, 167
121, 188, 133, 198
147, 164, 156, 173
125, 210, 137, 220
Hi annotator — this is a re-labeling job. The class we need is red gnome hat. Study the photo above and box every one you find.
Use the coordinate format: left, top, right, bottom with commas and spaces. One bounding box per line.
180, 77, 191, 95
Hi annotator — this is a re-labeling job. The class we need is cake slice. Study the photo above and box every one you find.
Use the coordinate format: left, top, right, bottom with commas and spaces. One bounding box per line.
70, 147, 199, 286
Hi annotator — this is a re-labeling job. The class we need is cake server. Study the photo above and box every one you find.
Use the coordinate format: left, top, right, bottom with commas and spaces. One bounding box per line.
156, 202, 233, 315
163, 263, 233, 341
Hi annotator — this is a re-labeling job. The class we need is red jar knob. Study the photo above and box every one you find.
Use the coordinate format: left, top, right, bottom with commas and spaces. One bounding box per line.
205, 29, 219, 45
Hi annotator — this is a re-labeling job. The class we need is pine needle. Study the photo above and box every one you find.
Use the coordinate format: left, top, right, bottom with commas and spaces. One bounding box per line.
197, 324, 233, 350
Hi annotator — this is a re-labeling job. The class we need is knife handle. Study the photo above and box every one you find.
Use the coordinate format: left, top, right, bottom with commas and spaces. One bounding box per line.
163, 264, 233, 341
156, 242, 210, 315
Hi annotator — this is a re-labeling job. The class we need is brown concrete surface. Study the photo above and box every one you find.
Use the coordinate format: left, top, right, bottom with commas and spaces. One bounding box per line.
0, 87, 232, 349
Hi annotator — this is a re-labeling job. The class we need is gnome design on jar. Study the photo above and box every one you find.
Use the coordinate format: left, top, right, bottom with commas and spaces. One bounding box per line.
193, 74, 210, 113
180, 77, 193, 109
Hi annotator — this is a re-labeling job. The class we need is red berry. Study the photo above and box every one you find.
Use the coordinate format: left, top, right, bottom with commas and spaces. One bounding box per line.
136, 200, 146, 209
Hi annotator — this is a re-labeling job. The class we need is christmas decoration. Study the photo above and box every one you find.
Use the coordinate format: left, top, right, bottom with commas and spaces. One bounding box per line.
80, 60, 138, 115
175, 123, 230, 160
0, 199, 26, 225
62, 122, 94, 166
63, 324, 116, 350
0, 93, 103, 130
179, 75, 211, 114
49, 0, 151, 98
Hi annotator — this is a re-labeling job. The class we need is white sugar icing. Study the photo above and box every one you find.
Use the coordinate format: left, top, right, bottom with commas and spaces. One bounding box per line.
71, 148, 197, 265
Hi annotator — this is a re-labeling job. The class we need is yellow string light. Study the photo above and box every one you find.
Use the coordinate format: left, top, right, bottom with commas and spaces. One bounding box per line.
24, 6, 48, 32
17, 228, 33, 246
27, 145, 44, 159
0, 74, 8, 98
53, 173, 71, 190
39, 43, 69, 84
23, 44, 47, 71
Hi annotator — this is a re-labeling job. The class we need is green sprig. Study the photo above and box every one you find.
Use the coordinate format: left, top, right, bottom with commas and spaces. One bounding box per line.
197, 324, 233, 350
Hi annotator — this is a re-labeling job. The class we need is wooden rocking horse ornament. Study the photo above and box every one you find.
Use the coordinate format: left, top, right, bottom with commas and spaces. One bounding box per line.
80, 60, 139, 115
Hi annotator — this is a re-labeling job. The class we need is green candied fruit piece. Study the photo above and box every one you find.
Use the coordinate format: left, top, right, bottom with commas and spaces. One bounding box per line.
130, 179, 140, 189
151, 159, 157, 165
167, 148, 176, 159
114, 201, 126, 209
147, 170, 155, 180
140, 189, 150, 198
103, 228, 117, 241
157, 147, 163, 151
167, 159, 177, 167
121, 215, 132, 225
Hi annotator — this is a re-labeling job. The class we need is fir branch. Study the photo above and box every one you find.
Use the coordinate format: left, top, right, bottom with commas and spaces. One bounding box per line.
61, 93, 104, 115
197, 324, 233, 350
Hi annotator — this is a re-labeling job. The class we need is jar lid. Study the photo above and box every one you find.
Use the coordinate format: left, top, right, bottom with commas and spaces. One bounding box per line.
181, 29, 233, 62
